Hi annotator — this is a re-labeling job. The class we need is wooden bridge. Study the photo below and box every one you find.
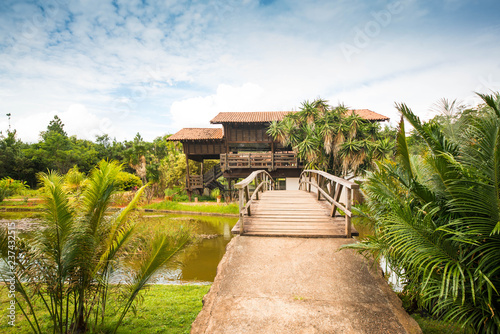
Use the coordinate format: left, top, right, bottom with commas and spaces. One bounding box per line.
231, 170, 359, 238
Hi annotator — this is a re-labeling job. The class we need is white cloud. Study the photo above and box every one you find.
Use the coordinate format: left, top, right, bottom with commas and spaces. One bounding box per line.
6, 104, 114, 143
170, 83, 271, 129
0, 0, 499, 142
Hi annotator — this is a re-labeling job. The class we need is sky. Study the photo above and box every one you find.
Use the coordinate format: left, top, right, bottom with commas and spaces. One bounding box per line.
0, 0, 499, 143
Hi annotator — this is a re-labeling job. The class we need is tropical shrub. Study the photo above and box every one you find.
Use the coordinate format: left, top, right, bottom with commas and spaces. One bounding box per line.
0, 160, 192, 333
63, 165, 87, 193
345, 93, 500, 332
0, 177, 29, 201
115, 170, 142, 190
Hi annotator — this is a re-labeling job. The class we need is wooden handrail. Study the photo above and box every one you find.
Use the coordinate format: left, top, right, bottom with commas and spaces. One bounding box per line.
299, 170, 358, 237
235, 170, 274, 235
220, 152, 302, 171
301, 169, 359, 189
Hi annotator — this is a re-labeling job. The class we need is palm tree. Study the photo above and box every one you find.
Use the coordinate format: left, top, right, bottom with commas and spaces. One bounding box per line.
267, 99, 393, 177
345, 93, 500, 332
0, 160, 192, 333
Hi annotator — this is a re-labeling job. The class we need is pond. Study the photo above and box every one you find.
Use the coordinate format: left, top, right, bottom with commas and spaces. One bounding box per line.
0, 211, 238, 285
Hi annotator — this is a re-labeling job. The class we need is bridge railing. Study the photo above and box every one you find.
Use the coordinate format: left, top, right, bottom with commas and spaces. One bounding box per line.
299, 170, 359, 237
235, 170, 274, 235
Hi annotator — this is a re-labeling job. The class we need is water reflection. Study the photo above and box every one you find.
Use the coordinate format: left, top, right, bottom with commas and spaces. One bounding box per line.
0, 211, 238, 285
141, 214, 237, 284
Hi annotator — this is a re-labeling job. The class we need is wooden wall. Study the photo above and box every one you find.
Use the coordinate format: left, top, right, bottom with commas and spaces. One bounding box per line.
183, 141, 225, 155
181, 123, 290, 158
224, 124, 273, 143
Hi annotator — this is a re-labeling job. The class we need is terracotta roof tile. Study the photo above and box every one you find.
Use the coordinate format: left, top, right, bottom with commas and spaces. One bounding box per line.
166, 128, 223, 141
210, 111, 292, 124
345, 109, 389, 121
210, 110, 389, 123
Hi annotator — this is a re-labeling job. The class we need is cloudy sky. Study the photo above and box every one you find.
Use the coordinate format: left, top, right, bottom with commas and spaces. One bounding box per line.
1, 0, 499, 142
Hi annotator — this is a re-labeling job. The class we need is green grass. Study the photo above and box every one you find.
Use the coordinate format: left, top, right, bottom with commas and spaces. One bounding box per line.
411, 314, 471, 334
143, 201, 239, 215
0, 284, 210, 334
0, 200, 42, 210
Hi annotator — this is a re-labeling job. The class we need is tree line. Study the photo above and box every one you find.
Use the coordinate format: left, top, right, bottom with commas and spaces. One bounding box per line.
0, 115, 195, 193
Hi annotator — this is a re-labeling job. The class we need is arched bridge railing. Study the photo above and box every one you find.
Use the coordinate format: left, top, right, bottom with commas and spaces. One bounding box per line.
299, 170, 359, 237
235, 170, 274, 235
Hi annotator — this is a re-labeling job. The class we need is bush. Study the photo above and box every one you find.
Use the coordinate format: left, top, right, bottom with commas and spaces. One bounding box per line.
173, 192, 189, 202
0, 177, 29, 202
164, 187, 179, 197
210, 188, 220, 199
115, 171, 142, 190
64, 166, 87, 193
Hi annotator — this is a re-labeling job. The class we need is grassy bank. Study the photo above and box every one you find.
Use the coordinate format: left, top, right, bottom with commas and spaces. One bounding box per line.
143, 201, 239, 215
0, 284, 209, 334
411, 314, 471, 334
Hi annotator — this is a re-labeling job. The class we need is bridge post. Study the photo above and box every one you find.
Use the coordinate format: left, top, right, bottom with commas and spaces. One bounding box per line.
346, 188, 352, 238
317, 175, 322, 201
254, 177, 259, 200
239, 188, 244, 234
329, 181, 335, 201
245, 187, 251, 216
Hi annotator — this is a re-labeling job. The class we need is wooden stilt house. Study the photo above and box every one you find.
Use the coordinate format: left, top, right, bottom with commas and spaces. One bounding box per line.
167, 109, 389, 198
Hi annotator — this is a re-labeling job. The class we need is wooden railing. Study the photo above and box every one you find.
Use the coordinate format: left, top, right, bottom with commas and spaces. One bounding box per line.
235, 170, 274, 235
203, 164, 222, 184
299, 170, 359, 237
188, 175, 203, 189
220, 152, 301, 171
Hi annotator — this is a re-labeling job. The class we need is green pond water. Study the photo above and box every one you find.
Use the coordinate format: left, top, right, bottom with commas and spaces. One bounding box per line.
0, 211, 238, 285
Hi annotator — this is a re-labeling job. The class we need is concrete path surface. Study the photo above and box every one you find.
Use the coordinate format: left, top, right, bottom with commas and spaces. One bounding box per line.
191, 236, 422, 334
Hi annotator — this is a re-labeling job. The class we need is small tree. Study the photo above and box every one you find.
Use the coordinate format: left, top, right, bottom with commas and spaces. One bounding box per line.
0, 160, 192, 333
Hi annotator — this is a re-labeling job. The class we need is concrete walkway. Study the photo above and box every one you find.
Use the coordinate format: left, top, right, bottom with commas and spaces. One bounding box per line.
191, 236, 422, 334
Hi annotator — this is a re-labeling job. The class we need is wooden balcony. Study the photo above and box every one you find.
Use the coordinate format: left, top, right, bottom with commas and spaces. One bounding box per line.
220, 152, 302, 172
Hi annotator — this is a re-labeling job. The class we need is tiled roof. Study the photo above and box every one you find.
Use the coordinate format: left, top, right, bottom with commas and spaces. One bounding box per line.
345, 109, 389, 121
210, 110, 389, 123
166, 128, 223, 141
210, 111, 293, 124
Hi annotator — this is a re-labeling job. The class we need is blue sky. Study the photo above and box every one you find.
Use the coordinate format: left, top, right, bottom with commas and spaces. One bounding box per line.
1, 0, 499, 142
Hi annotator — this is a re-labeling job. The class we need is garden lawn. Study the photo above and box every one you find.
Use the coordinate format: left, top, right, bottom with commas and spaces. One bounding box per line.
144, 201, 239, 215
0, 284, 210, 334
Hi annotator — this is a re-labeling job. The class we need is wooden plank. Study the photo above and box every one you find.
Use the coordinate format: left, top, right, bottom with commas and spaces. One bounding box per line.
234, 187, 357, 238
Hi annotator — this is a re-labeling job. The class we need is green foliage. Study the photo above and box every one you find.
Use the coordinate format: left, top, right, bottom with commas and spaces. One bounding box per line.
210, 187, 221, 198
115, 171, 143, 190
0, 115, 189, 193
63, 166, 87, 193
0, 129, 36, 186
0, 285, 210, 334
42, 115, 67, 139
344, 93, 500, 332
411, 314, 472, 334
0, 177, 29, 201
173, 192, 190, 202
267, 99, 395, 177
164, 187, 179, 197
0, 160, 194, 333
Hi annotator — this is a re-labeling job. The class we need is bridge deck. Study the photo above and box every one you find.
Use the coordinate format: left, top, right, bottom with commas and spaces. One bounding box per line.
232, 190, 358, 237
